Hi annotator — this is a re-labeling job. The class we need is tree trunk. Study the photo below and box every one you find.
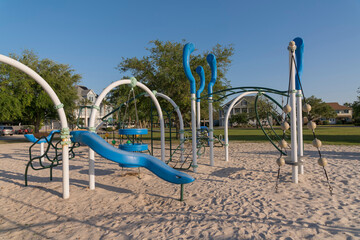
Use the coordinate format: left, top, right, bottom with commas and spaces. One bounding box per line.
34, 115, 42, 133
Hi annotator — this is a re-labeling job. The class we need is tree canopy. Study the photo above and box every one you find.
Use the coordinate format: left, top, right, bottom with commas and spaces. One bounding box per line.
229, 112, 248, 127
304, 95, 336, 120
349, 87, 360, 125
0, 50, 81, 132
109, 40, 234, 126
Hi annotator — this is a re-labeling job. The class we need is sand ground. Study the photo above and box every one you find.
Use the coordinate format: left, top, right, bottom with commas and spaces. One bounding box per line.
0, 141, 359, 239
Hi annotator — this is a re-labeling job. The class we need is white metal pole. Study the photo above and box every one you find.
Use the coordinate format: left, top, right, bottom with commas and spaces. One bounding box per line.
0, 54, 70, 199
288, 41, 298, 183
208, 96, 214, 166
89, 149, 95, 190
297, 89, 304, 174
40, 142, 45, 164
197, 101, 201, 132
190, 93, 197, 172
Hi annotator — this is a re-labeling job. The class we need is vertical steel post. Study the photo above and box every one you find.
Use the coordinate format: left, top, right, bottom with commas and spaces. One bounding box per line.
288, 41, 298, 183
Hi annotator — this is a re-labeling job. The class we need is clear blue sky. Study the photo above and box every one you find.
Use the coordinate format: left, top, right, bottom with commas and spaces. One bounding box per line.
0, 0, 359, 104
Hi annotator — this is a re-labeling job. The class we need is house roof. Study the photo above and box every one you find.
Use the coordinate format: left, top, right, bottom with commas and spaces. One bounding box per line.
76, 85, 97, 98
222, 96, 255, 108
326, 102, 352, 110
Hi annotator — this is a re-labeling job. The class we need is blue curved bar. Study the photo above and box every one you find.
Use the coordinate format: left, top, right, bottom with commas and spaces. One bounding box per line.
24, 130, 60, 144
206, 54, 217, 97
196, 66, 205, 102
293, 37, 304, 90
70, 131, 195, 184
119, 128, 148, 135
119, 143, 148, 152
183, 43, 196, 94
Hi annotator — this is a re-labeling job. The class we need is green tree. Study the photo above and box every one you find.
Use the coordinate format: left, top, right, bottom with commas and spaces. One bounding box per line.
110, 40, 234, 128
0, 50, 81, 132
304, 95, 336, 120
352, 88, 360, 117
350, 87, 360, 125
229, 112, 248, 127
248, 95, 277, 128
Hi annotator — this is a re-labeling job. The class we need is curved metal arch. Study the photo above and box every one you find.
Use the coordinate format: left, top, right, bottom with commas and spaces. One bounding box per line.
198, 86, 288, 102
0, 54, 70, 199
224, 91, 258, 161
87, 79, 165, 190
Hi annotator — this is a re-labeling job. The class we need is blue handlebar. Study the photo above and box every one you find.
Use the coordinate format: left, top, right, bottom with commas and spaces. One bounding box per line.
183, 43, 196, 94
196, 66, 205, 102
206, 54, 217, 96
293, 37, 304, 91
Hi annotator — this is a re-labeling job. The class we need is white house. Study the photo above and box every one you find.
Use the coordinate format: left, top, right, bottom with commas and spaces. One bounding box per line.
218, 96, 256, 126
325, 102, 353, 124
40, 85, 113, 131
74, 85, 113, 128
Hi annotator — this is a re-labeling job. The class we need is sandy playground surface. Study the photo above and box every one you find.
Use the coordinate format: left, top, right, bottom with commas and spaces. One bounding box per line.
0, 141, 359, 239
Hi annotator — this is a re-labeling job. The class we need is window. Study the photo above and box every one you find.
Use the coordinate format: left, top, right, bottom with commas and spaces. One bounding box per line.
242, 108, 247, 113
336, 110, 340, 113
235, 108, 240, 113
241, 100, 247, 106
344, 110, 349, 113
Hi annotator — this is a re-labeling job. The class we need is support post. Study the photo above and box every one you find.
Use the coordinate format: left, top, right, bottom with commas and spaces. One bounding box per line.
40, 142, 45, 164
294, 37, 304, 175
297, 90, 304, 174
89, 148, 95, 190
180, 184, 184, 201
288, 41, 298, 183
208, 97, 214, 166
183, 43, 197, 172
206, 54, 217, 166
190, 93, 197, 172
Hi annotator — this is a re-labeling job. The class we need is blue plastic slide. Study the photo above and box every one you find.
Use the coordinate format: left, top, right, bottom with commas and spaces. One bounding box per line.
24, 130, 60, 143
70, 131, 195, 184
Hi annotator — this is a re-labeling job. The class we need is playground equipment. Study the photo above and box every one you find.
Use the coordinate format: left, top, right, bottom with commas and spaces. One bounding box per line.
183, 38, 333, 193
100, 87, 194, 170
24, 130, 79, 186
274, 39, 333, 194
71, 131, 194, 183
183, 44, 223, 172
71, 130, 194, 200
117, 86, 149, 154
0, 54, 71, 199
100, 90, 189, 167
183, 42, 293, 170
87, 77, 166, 190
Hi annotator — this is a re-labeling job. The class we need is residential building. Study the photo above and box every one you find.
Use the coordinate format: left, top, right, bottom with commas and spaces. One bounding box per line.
219, 96, 256, 126
74, 86, 113, 127
325, 102, 352, 124
40, 85, 113, 131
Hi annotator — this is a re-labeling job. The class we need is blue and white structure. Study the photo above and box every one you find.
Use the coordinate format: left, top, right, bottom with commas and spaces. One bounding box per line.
294, 37, 304, 175
288, 41, 299, 183
0, 55, 71, 199
206, 53, 217, 166
195, 66, 205, 135
88, 78, 166, 190
183, 43, 198, 172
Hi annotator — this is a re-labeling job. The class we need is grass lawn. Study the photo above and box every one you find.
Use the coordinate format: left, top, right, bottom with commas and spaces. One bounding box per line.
214, 126, 360, 145
1, 126, 359, 145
